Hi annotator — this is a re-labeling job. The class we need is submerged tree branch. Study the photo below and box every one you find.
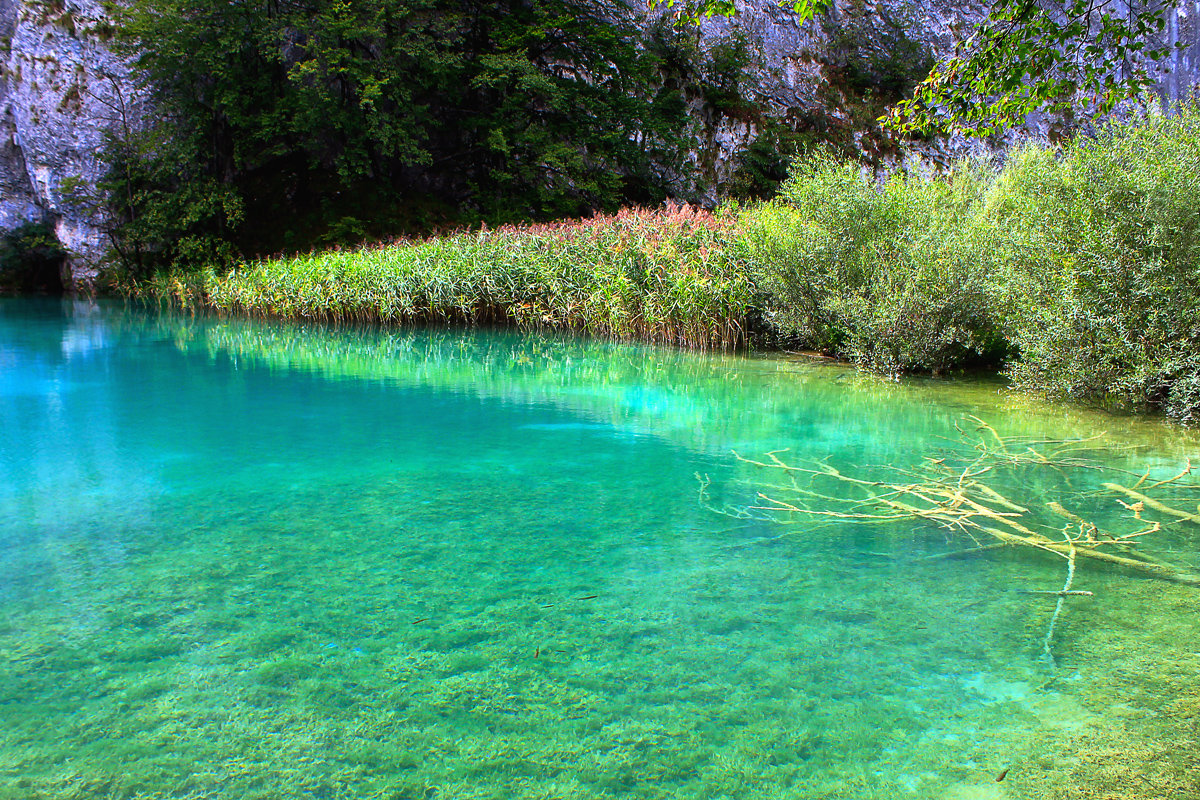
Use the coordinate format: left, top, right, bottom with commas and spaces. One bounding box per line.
701, 417, 1200, 667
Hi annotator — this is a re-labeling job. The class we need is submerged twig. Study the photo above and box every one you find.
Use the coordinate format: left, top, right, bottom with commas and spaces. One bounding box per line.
1042, 535, 1078, 671
1103, 482, 1200, 526
707, 417, 1200, 670
721, 433, 1200, 586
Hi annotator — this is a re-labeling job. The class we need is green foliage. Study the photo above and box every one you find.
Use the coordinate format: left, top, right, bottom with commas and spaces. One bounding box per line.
117, 101, 1200, 423
701, 33, 756, 118
727, 122, 812, 200
738, 155, 1007, 374
739, 103, 1200, 422
653, 0, 830, 25
100, 129, 245, 275
821, 5, 933, 104
0, 222, 67, 294
886, 0, 1177, 136
107, 0, 697, 273
990, 103, 1200, 422
130, 206, 757, 349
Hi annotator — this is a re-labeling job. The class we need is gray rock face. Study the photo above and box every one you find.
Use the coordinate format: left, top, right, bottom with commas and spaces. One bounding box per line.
686, 0, 1200, 198
683, 0, 990, 198
0, 0, 43, 232
0, 0, 142, 289
0, 0, 1195, 288
1163, 1, 1200, 106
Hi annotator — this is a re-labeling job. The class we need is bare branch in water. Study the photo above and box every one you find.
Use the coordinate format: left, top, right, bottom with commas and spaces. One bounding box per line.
705, 417, 1200, 674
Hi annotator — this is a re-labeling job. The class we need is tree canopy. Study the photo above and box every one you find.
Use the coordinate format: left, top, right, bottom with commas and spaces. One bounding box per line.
108, 0, 707, 268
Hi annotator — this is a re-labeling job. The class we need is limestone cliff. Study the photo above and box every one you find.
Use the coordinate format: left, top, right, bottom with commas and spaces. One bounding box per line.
0, 0, 142, 288
687, 0, 1200, 199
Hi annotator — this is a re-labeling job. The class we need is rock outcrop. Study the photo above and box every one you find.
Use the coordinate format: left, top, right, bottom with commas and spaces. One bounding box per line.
0, 0, 142, 289
0, 0, 1196, 288
687, 0, 1200, 198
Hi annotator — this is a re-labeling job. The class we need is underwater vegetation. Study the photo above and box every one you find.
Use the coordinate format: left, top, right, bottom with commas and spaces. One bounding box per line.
2, 302, 1200, 798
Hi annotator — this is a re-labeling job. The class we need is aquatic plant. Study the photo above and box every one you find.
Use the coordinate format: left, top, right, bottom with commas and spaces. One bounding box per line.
117, 103, 1200, 423
127, 205, 756, 350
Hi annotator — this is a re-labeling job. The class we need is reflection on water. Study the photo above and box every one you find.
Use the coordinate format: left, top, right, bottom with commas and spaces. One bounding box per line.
1, 298, 1198, 800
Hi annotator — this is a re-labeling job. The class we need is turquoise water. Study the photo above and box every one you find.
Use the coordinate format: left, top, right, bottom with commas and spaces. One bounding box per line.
2, 298, 1199, 800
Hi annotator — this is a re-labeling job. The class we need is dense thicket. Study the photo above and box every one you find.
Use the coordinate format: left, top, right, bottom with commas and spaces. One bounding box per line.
129, 103, 1200, 423
996, 111, 1200, 424
108, 0, 704, 271
739, 156, 1005, 375
742, 102, 1200, 421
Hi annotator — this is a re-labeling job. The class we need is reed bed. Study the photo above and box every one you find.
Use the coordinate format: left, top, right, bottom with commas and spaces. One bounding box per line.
132, 205, 756, 350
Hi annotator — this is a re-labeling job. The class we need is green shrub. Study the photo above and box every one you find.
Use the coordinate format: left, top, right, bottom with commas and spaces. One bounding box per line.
739, 156, 1007, 374
741, 103, 1200, 423
0, 222, 66, 294
107, 0, 701, 268
991, 103, 1200, 420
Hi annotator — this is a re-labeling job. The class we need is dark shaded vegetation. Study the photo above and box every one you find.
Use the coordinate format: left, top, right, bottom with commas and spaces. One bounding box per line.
104, 0, 731, 273
0, 222, 66, 295
821, 3, 934, 104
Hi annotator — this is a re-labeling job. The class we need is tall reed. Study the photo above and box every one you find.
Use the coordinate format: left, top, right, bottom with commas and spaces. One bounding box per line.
131, 206, 756, 350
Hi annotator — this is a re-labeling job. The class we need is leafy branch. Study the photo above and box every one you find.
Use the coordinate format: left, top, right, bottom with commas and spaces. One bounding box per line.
884, 0, 1176, 135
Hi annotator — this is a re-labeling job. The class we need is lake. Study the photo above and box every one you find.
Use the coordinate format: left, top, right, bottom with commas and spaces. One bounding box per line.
2, 298, 1198, 799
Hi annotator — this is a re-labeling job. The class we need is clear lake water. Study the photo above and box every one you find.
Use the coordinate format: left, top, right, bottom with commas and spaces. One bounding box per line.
1, 298, 1198, 800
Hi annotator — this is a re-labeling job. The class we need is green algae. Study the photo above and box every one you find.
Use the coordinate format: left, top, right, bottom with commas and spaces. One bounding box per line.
1, 299, 1198, 799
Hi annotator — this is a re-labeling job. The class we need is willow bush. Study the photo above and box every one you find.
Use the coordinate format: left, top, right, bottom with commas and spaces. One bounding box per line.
739, 102, 1200, 421
989, 105, 1200, 424
738, 156, 1008, 375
